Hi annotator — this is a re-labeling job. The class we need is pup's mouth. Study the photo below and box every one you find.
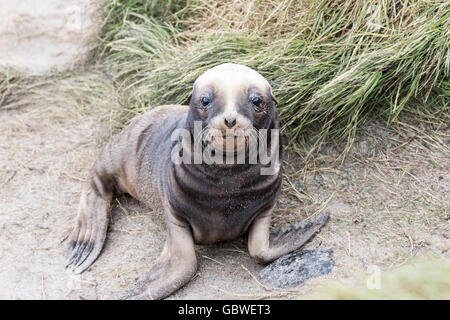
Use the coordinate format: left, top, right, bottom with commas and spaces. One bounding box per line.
207, 129, 254, 153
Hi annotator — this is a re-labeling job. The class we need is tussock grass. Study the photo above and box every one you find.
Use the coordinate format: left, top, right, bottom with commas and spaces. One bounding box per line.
93, 0, 189, 58
100, 0, 449, 153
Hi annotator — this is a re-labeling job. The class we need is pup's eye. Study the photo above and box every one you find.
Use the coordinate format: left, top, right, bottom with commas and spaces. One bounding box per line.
201, 97, 211, 107
251, 96, 261, 108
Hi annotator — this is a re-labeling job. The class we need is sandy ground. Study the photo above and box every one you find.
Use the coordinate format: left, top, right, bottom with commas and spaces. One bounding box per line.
0, 0, 100, 75
0, 70, 448, 300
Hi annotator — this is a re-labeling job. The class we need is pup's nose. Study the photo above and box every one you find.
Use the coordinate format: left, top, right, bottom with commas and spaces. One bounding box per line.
224, 117, 236, 128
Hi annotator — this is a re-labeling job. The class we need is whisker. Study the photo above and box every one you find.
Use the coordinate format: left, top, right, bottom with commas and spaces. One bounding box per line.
193, 125, 209, 150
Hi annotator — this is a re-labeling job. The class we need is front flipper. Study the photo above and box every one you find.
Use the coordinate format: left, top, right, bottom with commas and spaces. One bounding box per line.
65, 184, 111, 274
248, 208, 329, 264
122, 215, 197, 300
269, 211, 329, 249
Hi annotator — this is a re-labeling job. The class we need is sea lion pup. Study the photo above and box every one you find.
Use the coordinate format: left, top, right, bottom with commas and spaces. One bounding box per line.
65, 63, 329, 299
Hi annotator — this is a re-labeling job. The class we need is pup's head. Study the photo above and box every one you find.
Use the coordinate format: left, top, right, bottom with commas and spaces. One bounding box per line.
186, 63, 278, 152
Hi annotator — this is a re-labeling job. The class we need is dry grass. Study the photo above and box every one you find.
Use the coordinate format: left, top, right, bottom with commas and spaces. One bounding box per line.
179, 0, 316, 38
0, 68, 25, 108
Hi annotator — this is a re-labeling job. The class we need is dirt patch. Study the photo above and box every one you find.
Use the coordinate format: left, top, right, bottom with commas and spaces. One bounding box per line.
0, 69, 448, 299
277, 118, 450, 293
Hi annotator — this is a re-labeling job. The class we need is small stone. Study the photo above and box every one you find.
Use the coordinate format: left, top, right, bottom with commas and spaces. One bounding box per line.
258, 249, 334, 288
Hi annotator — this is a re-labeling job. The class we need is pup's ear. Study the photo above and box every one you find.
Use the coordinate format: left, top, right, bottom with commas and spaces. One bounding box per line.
270, 88, 278, 106
185, 91, 193, 105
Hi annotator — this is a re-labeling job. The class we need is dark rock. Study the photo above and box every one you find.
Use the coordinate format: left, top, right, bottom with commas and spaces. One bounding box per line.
258, 249, 334, 288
